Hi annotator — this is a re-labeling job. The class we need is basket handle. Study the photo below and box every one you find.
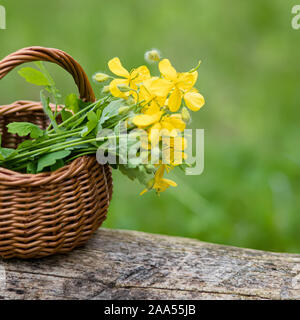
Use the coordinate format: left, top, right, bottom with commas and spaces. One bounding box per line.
0, 46, 95, 102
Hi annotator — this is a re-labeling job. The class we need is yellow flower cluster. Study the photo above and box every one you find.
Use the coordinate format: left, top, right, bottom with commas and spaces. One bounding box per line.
107, 57, 205, 195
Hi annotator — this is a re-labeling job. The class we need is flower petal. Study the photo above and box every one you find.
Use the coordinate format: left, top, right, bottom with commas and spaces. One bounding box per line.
191, 71, 198, 84
149, 122, 162, 146
184, 91, 205, 112
176, 72, 196, 91
108, 57, 130, 78
140, 188, 148, 195
162, 114, 186, 134
162, 178, 177, 187
142, 101, 161, 115
159, 59, 177, 81
171, 151, 185, 165
168, 87, 182, 112
155, 165, 165, 181
134, 66, 151, 82
109, 78, 129, 98
132, 112, 162, 127
139, 85, 152, 104
150, 78, 174, 97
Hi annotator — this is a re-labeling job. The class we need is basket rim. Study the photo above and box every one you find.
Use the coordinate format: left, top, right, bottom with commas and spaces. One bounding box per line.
0, 100, 58, 116
0, 100, 101, 187
0, 155, 100, 187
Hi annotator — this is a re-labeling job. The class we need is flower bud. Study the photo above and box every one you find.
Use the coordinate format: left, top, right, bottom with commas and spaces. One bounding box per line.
126, 97, 136, 105
117, 83, 131, 92
93, 72, 110, 83
181, 107, 191, 123
144, 49, 161, 63
118, 106, 130, 115
102, 85, 110, 94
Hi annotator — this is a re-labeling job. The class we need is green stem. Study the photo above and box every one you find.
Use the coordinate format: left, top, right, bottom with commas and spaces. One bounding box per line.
18, 131, 82, 153
48, 97, 108, 134
47, 128, 82, 138
8, 134, 128, 163
67, 150, 97, 162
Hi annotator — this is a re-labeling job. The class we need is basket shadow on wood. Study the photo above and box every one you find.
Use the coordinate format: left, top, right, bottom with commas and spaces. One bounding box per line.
0, 47, 113, 259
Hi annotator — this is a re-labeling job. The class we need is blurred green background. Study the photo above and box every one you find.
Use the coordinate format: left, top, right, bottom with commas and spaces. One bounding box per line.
1, 0, 300, 253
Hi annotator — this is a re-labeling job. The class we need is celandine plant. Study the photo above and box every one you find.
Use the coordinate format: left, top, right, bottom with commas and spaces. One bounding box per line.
0, 51, 205, 195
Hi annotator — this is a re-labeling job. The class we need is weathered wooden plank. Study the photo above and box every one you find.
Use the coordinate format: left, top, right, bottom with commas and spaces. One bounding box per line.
0, 228, 300, 300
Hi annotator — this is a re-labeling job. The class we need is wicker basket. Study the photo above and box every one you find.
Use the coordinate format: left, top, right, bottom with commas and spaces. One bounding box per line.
0, 47, 113, 259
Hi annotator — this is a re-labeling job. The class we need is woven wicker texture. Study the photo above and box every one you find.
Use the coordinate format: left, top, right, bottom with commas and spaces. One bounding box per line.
0, 48, 113, 259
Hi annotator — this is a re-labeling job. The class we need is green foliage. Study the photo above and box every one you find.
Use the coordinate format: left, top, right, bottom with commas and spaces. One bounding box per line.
37, 150, 71, 172
119, 164, 150, 186
0, 147, 15, 161
81, 110, 98, 137
65, 93, 79, 113
18, 67, 50, 86
99, 99, 124, 129
26, 161, 37, 174
7, 122, 44, 139
40, 91, 60, 132
61, 108, 73, 122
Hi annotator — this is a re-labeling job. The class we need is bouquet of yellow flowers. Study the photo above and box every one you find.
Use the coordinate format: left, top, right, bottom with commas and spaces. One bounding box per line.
0, 50, 205, 195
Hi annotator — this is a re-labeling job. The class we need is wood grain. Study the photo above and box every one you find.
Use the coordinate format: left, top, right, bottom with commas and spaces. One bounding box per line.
0, 228, 300, 300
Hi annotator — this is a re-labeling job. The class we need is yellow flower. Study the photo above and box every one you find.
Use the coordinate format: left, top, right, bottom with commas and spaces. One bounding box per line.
140, 165, 177, 195
162, 136, 187, 166
148, 113, 186, 146
150, 59, 205, 112
183, 89, 205, 112
108, 57, 150, 98
138, 78, 166, 114
159, 114, 186, 134
132, 111, 163, 128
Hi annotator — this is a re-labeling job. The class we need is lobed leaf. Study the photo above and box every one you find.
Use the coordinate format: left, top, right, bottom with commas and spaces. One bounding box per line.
7, 122, 44, 139
81, 110, 98, 137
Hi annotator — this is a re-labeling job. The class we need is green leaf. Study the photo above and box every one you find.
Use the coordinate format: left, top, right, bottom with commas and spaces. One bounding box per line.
98, 99, 124, 130
0, 147, 16, 161
62, 96, 91, 130
118, 164, 150, 186
65, 94, 79, 113
35, 62, 62, 103
7, 122, 44, 139
35, 62, 55, 87
37, 150, 71, 173
64, 137, 91, 150
78, 99, 90, 111
50, 159, 65, 171
101, 114, 125, 129
17, 140, 34, 150
26, 161, 37, 174
81, 110, 98, 137
40, 91, 60, 132
18, 67, 50, 86
61, 108, 73, 122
